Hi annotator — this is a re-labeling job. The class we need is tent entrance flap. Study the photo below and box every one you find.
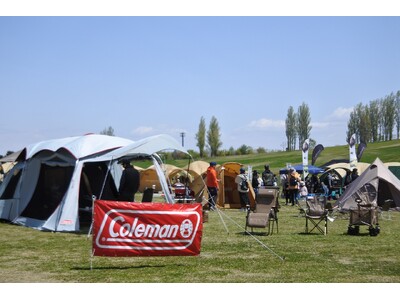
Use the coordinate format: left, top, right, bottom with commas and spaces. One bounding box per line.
20, 165, 74, 221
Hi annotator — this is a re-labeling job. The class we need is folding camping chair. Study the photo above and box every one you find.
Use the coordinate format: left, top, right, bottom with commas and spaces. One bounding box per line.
305, 196, 328, 235
245, 187, 279, 235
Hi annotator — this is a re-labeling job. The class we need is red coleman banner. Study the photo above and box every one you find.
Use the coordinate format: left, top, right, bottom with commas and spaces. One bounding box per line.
92, 200, 203, 257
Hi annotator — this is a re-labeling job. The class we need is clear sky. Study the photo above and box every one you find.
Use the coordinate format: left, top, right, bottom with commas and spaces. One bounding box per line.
1, 3, 400, 156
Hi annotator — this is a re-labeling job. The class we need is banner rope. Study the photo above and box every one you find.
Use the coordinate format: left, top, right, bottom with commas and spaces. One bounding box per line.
215, 208, 285, 261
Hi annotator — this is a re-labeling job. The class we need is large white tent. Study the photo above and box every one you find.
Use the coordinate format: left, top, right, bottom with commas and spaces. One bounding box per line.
0, 134, 133, 231
0, 134, 188, 232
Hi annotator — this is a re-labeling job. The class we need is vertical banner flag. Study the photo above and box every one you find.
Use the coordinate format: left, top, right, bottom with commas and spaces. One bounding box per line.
311, 144, 324, 166
357, 142, 367, 162
349, 134, 357, 170
93, 200, 203, 257
302, 139, 309, 180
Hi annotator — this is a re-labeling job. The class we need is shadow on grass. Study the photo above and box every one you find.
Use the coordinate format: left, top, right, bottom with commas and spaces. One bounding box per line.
237, 231, 271, 236
72, 263, 186, 271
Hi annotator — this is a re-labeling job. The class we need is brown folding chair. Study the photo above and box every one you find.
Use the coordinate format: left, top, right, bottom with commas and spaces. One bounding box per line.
245, 187, 279, 235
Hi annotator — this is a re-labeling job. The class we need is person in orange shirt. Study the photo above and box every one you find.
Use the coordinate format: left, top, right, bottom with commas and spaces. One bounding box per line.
206, 161, 219, 210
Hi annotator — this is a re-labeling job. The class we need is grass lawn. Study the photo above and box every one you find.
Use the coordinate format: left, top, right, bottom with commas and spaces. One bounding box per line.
1, 196, 399, 284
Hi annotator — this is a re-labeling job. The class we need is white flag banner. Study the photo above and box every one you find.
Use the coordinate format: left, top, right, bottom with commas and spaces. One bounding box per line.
349, 134, 357, 170
302, 139, 309, 180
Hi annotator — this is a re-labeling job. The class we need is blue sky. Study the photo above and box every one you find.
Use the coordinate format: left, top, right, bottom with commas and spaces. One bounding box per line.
1, 9, 400, 156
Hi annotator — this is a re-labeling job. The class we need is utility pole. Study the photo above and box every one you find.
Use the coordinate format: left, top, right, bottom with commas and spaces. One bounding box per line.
180, 132, 185, 147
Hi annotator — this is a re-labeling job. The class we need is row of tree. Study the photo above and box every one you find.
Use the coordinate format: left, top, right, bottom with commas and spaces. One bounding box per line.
193, 89, 399, 157
346, 90, 400, 144
285, 102, 312, 151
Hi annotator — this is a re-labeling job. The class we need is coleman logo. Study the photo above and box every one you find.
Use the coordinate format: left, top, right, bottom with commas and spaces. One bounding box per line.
107, 216, 193, 239
95, 209, 201, 251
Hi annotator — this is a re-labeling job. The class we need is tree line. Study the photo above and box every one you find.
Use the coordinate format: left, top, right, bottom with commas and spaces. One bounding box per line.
346, 90, 400, 144
193, 90, 400, 158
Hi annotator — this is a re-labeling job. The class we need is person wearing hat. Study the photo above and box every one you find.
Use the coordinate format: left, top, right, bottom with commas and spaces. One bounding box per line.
206, 162, 219, 210
235, 167, 250, 211
118, 159, 140, 202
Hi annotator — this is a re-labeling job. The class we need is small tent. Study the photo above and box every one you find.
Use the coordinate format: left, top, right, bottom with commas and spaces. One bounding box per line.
185, 161, 210, 200
139, 164, 182, 192
218, 162, 255, 209
336, 157, 400, 210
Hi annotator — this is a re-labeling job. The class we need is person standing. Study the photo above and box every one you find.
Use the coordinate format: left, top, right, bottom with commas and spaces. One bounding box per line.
262, 164, 276, 186
206, 162, 219, 210
343, 169, 352, 190
235, 167, 250, 211
118, 159, 140, 202
287, 168, 301, 206
252, 170, 262, 196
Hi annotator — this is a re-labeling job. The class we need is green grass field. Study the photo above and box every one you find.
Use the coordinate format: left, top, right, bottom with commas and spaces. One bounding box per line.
1, 200, 399, 283
0, 140, 399, 286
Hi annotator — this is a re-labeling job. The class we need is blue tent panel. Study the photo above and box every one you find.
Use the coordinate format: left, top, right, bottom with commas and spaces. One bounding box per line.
279, 164, 325, 175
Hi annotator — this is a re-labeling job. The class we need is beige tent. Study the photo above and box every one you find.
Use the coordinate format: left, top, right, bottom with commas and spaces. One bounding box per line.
337, 157, 400, 210
325, 162, 370, 177
218, 162, 255, 209
139, 164, 181, 192
182, 161, 209, 200
183, 161, 209, 177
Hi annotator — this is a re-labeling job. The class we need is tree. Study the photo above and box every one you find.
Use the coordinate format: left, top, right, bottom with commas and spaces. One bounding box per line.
396, 90, 400, 139
207, 116, 222, 157
346, 109, 358, 143
195, 116, 206, 158
237, 144, 251, 155
369, 99, 380, 142
359, 104, 371, 143
382, 93, 396, 141
285, 106, 297, 151
309, 138, 316, 149
100, 126, 115, 136
297, 102, 312, 148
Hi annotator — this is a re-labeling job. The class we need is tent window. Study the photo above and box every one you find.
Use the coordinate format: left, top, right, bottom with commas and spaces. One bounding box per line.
0, 169, 22, 199
21, 165, 74, 220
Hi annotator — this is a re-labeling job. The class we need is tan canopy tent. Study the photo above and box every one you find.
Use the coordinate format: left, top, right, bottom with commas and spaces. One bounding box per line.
325, 162, 370, 177
139, 164, 181, 192
336, 157, 400, 210
182, 161, 209, 201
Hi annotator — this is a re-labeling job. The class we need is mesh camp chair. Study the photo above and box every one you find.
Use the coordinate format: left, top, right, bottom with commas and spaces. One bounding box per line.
245, 187, 279, 235
305, 196, 328, 235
